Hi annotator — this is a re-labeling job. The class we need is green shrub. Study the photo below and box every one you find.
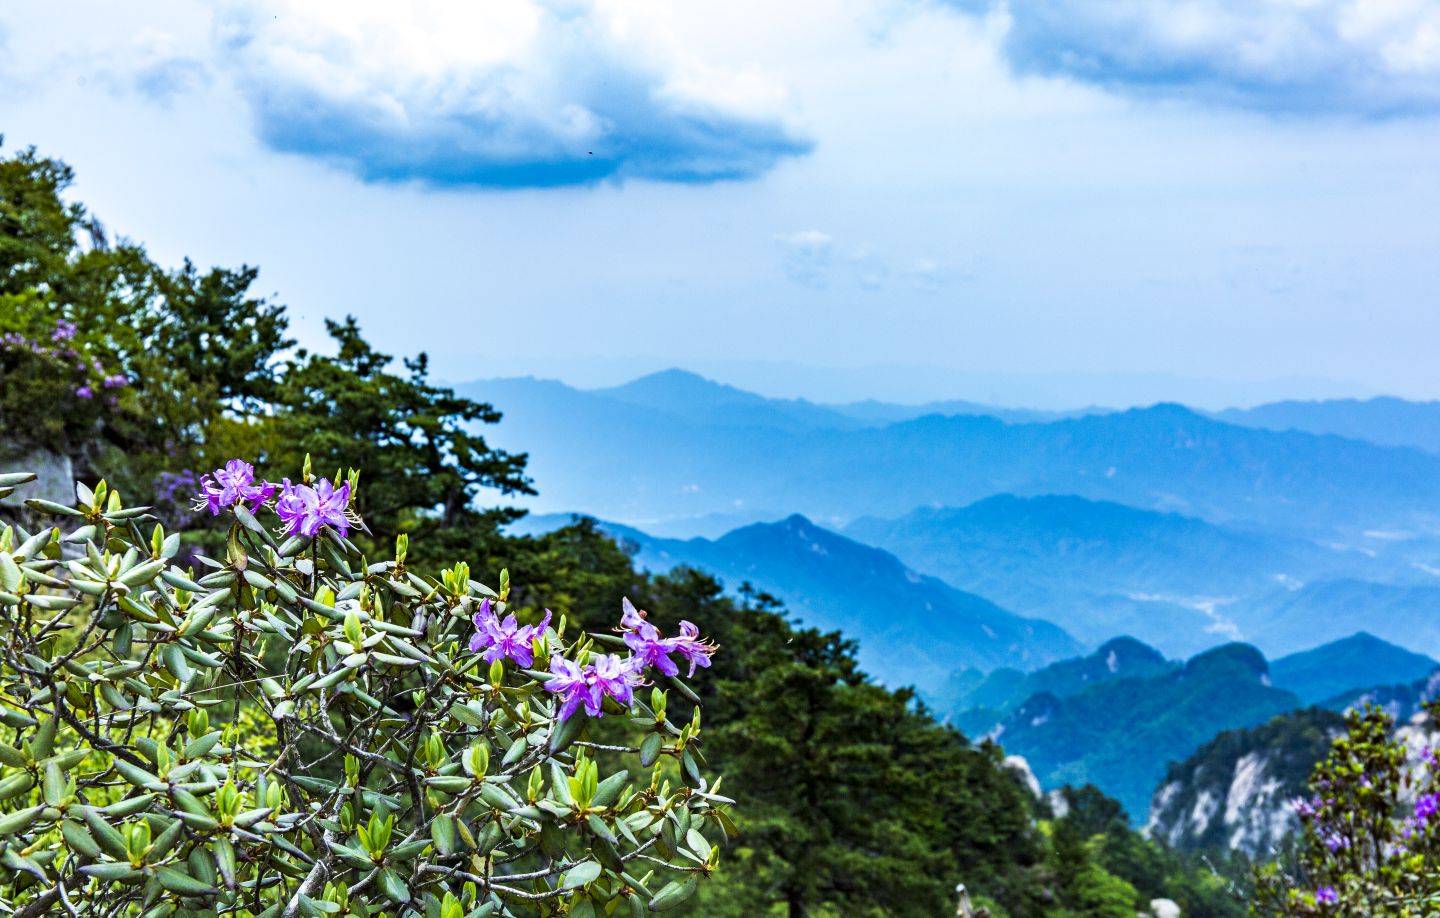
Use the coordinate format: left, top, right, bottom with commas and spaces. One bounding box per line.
0, 463, 727, 916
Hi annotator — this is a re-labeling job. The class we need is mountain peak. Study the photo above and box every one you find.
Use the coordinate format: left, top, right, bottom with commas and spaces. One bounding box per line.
1183, 643, 1269, 682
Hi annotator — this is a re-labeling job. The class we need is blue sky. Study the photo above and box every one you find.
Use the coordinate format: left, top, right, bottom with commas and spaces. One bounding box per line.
2, 0, 1439, 408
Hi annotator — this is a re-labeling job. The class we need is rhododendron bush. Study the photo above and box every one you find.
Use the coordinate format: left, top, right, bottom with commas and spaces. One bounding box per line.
0, 461, 727, 916
1254, 703, 1440, 915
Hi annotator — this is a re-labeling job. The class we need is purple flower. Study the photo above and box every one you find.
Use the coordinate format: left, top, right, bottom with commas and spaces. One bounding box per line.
1415, 792, 1439, 827
618, 597, 717, 678
545, 656, 601, 722
1315, 886, 1338, 906
198, 460, 276, 515
590, 653, 643, 708
468, 599, 551, 667
1293, 797, 1317, 819
102, 373, 127, 389
620, 597, 647, 631
669, 620, 716, 677
1322, 830, 1349, 852
275, 478, 351, 538
75, 385, 94, 399
625, 619, 680, 677
52, 320, 77, 342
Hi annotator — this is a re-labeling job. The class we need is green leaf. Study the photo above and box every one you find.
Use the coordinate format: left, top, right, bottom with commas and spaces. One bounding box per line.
80, 863, 142, 882
648, 876, 699, 911
686, 829, 711, 860
378, 867, 410, 904
0, 771, 35, 801
156, 865, 218, 896
586, 813, 617, 846
592, 770, 629, 809
42, 761, 66, 805
61, 819, 104, 859
0, 552, 21, 592
162, 644, 193, 682
425, 775, 472, 794
430, 814, 458, 855
0, 804, 45, 835
639, 733, 662, 767
549, 713, 582, 754
560, 860, 603, 890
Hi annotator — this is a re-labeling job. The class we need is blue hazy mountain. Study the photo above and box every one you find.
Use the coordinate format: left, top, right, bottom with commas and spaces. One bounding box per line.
1269, 632, 1438, 705
460, 372, 1440, 540
592, 368, 872, 432
984, 643, 1302, 822
843, 494, 1369, 653
945, 636, 1176, 736
1217, 396, 1440, 455
1235, 579, 1440, 658
513, 512, 1081, 689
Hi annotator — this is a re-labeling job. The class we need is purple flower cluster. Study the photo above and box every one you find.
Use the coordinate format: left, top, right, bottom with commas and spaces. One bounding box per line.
274, 478, 352, 538
545, 653, 645, 722
2, 320, 127, 400
1315, 886, 1338, 906
1321, 829, 1349, 853
469, 599, 550, 667
534, 598, 716, 722
198, 460, 276, 515
620, 597, 716, 678
1415, 792, 1439, 827
193, 459, 355, 539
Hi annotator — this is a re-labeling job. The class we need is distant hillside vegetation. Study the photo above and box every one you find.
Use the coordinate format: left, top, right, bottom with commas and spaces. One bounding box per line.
979, 644, 1302, 822
1145, 708, 1346, 856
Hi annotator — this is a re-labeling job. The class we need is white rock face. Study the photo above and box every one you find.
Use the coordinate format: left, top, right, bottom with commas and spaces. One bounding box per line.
0, 448, 74, 507
1149, 899, 1182, 918
1004, 755, 1042, 799
1221, 753, 1290, 853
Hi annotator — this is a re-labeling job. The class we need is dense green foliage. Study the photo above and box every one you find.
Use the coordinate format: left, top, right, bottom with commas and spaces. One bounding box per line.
1, 140, 1246, 915
0, 470, 727, 915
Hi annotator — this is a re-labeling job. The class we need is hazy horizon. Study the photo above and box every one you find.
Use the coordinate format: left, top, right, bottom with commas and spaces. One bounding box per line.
4, 1, 1439, 408
441, 358, 1385, 411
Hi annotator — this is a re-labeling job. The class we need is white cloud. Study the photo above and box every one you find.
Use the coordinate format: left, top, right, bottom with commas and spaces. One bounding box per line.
211, 0, 812, 188
958, 0, 1440, 115
775, 229, 836, 287
776, 230, 956, 292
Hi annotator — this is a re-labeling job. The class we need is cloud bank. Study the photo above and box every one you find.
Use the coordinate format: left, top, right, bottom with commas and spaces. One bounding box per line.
962, 0, 1440, 115
214, 0, 811, 189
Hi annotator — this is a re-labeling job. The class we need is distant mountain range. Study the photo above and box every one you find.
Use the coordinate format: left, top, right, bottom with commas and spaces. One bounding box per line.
1216, 396, 1440, 455
1269, 632, 1437, 705
844, 494, 1381, 653
512, 512, 1081, 689
461, 371, 1440, 542
1236, 579, 1440, 658
983, 643, 1301, 822
945, 633, 1437, 824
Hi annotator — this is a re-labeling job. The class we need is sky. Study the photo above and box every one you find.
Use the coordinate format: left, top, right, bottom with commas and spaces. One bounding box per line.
2, 0, 1439, 408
